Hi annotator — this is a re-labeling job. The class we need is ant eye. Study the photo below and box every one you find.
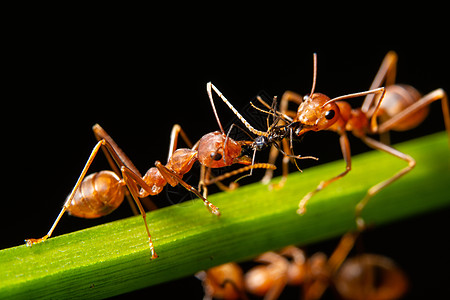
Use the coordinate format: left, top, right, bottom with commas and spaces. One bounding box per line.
325, 110, 335, 120
211, 152, 222, 161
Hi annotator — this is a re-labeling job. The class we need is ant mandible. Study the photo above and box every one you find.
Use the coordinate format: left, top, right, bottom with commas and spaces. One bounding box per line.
286, 52, 449, 229
25, 88, 276, 259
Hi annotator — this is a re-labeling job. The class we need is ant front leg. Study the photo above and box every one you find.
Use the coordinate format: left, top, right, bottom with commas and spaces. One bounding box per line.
298, 131, 352, 215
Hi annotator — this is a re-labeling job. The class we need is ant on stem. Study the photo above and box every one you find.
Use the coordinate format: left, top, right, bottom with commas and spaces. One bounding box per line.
273, 52, 449, 229
25, 88, 276, 259
211, 52, 449, 229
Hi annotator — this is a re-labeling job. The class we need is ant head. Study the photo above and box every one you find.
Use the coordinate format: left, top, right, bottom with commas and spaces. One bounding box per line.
198, 131, 248, 168
293, 93, 340, 135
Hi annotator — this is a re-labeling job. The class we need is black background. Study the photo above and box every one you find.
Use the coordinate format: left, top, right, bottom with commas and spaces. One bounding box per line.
2, 8, 449, 299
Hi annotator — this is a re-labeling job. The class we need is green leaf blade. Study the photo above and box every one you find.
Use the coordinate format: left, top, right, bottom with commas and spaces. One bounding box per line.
1, 132, 449, 299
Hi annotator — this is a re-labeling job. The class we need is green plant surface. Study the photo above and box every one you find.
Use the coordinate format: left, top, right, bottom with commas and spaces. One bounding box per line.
1, 132, 449, 299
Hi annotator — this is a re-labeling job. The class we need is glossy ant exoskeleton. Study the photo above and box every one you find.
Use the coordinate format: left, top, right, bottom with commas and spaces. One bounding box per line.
25, 88, 276, 259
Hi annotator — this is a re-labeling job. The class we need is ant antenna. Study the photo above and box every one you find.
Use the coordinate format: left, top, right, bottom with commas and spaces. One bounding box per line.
207, 82, 269, 138
323, 87, 386, 106
309, 53, 318, 96
206, 82, 225, 134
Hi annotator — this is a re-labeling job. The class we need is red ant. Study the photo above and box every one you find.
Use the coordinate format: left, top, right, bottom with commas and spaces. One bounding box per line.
286, 52, 449, 228
220, 52, 449, 229
197, 232, 409, 300
25, 89, 276, 259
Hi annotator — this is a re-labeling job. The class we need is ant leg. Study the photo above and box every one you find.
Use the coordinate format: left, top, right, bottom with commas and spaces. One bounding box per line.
279, 90, 303, 118
356, 136, 415, 230
261, 91, 302, 185
93, 124, 157, 213
204, 163, 277, 189
298, 132, 352, 215
378, 88, 450, 145
168, 124, 195, 161
25, 140, 106, 246
93, 124, 141, 176
327, 232, 358, 274
263, 140, 292, 189
261, 145, 282, 185
155, 161, 221, 216
120, 165, 159, 259
304, 232, 358, 300
362, 51, 398, 113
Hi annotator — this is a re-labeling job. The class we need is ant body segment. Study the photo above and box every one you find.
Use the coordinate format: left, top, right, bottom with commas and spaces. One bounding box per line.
25, 89, 276, 259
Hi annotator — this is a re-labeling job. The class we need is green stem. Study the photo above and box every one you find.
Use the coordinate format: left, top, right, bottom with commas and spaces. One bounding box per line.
1, 132, 449, 299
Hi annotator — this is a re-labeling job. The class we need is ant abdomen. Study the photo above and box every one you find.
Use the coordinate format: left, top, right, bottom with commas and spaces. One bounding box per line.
67, 170, 125, 218
379, 84, 428, 131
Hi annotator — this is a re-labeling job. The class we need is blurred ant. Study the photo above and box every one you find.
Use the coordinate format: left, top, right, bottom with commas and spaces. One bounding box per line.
207, 82, 318, 184
197, 232, 409, 300
25, 88, 276, 259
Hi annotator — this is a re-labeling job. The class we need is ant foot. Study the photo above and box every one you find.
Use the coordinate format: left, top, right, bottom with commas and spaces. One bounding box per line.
150, 248, 159, 260
260, 173, 273, 185
297, 207, 306, 215
268, 182, 283, 191
356, 217, 366, 231
228, 182, 239, 191
206, 202, 221, 217
297, 193, 313, 215
25, 235, 48, 247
